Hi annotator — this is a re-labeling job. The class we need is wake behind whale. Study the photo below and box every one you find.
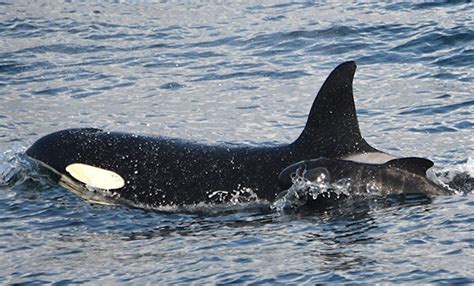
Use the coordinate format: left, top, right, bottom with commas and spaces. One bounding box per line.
24, 61, 450, 210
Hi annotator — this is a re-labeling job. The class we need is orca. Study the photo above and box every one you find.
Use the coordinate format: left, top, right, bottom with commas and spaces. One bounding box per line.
26, 61, 425, 208
278, 157, 447, 200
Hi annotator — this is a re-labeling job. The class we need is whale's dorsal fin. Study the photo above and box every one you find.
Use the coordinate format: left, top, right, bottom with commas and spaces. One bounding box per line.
293, 61, 379, 158
385, 157, 434, 176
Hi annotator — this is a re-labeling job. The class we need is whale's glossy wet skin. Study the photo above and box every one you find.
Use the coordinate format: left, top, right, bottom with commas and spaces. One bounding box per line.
1, 1, 473, 284
26, 61, 397, 208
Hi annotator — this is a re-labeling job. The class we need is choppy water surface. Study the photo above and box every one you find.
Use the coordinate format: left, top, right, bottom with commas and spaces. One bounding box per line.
0, 0, 473, 284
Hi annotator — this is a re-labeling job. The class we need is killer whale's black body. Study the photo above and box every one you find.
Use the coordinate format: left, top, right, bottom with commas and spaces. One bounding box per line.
27, 61, 405, 207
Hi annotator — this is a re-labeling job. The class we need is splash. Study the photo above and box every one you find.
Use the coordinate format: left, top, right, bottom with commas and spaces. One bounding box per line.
128, 187, 266, 214
428, 157, 474, 194
208, 185, 259, 205
271, 166, 350, 212
0, 151, 34, 189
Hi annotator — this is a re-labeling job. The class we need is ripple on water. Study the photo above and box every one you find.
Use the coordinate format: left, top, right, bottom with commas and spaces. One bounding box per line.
0, 0, 473, 284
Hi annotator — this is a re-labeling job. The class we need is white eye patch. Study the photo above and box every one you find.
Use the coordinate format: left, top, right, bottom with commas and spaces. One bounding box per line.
65, 163, 125, 190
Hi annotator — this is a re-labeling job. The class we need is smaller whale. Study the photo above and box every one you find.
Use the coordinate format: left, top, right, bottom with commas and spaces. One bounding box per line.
276, 157, 447, 208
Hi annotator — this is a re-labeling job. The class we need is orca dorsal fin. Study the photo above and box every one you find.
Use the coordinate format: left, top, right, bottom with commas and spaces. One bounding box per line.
293, 61, 378, 158
385, 157, 434, 176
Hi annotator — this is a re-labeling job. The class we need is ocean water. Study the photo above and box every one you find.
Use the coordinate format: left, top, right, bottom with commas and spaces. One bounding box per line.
0, 0, 473, 284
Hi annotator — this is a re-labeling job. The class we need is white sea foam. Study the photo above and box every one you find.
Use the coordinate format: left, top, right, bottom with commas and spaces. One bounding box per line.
428, 157, 474, 194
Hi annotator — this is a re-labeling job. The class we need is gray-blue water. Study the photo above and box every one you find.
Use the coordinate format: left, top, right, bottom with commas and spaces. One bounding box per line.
1, 0, 473, 284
